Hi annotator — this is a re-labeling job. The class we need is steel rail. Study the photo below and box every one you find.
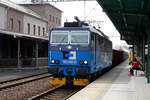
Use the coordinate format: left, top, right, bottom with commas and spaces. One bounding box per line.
28, 85, 63, 100
0, 73, 51, 90
28, 85, 83, 100
0, 72, 48, 84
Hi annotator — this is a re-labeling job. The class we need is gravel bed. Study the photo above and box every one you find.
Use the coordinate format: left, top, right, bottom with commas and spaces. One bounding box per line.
0, 77, 56, 100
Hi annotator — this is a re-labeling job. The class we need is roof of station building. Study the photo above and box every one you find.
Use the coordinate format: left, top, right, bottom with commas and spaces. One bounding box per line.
20, 3, 62, 12
97, 0, 150, 45
0, 30, 48, 41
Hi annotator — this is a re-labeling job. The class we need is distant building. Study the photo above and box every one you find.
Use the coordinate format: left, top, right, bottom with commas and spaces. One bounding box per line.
0, 0, 48, 37
0, 0, 52, 67
21, 3, 62, 31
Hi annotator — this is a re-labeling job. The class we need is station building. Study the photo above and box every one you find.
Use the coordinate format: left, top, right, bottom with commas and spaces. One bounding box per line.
0, 0, 62, 68
20, 3, 62, 30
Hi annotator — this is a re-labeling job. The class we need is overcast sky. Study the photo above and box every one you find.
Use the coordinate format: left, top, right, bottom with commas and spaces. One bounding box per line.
12, 0, 128, 49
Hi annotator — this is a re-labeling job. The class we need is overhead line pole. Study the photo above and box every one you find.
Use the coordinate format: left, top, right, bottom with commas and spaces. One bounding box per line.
84, 0, 86, 21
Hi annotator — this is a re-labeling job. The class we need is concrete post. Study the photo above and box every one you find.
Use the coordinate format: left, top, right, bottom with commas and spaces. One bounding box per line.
142, 36, 145, 66
17, 39, 21, 70
137, 40, 142, 57
147, 31, 150, 83
132, 43, 135, 58
35, 42, 39, 67
137, 41, 140, 57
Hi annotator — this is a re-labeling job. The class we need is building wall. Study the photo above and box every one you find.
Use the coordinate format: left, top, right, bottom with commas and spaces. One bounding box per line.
45, 5, 61, 30
7, 9, 24, 33
24, 15, 47, 36
21, 4, 62, 32
0, 6, 7, 30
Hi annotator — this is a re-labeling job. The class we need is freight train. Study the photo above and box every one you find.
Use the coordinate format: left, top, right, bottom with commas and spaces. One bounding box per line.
48, 17, 127, 86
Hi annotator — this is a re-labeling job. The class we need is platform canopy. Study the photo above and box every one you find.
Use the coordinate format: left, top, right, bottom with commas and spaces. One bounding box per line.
0, 30, 48, 41
97, 0, 150, 45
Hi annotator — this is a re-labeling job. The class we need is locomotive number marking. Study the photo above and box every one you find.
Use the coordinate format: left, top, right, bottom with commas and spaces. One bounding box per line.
69, 51, 76, 60
63, 60, 77, 64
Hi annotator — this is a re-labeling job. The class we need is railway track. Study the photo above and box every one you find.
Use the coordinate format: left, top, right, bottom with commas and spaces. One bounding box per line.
29, 85, 83, 100
0, 72, 51, 90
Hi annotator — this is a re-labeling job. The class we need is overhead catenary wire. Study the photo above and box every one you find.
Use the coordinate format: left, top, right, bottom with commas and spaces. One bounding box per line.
85, 3, 98, 19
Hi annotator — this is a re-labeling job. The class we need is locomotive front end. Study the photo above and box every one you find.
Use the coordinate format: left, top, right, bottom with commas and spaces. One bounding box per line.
48, 28, 91, 86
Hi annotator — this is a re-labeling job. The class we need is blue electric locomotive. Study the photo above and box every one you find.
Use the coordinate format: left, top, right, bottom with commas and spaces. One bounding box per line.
48, 18, 112, 86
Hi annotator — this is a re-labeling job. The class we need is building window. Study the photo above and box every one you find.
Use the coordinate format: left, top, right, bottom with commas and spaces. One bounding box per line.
33, 25, 36, 35
59, 19, 61, 25
17, 20, 21, 32
10, 18, 13, 31
38, 26, 40, 36
49, 15, 51, 22
53, 16, 54, 22
43, 27, 45, 36
27, 23, 30, 34
56, 17, 57, 24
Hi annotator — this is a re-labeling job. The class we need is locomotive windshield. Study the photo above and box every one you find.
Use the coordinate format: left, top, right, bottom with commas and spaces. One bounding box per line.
50, 30, 89, 44
71, 31, 89, 44
51, 31, 68, 44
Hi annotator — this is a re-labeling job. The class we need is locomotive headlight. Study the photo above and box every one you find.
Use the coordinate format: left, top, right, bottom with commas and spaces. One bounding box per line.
79, 60, 84, 65
55, 60, 60, 64
51, 60, 55, 64
84, 60, 88, 64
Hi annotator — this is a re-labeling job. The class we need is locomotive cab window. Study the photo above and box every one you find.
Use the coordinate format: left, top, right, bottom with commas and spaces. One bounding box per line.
51, 31, 69, 44
71, 31, 89, 44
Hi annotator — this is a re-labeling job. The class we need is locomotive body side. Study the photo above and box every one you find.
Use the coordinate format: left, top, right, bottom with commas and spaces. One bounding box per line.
90, 31, 112, 75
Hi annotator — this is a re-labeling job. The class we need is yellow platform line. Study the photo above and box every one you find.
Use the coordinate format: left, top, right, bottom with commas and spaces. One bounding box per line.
90, 62, 124, 100
90, 75, 115, 100
90, 82, 109, 100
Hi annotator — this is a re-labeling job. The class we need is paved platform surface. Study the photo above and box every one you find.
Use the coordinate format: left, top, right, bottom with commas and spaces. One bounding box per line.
68, 60, 150, 100
0, 67, 48, 82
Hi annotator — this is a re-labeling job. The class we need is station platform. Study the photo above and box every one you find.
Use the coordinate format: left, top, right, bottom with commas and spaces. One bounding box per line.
68, 60, 150, 100
0, 67, 48, 82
